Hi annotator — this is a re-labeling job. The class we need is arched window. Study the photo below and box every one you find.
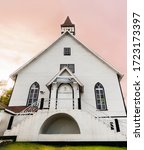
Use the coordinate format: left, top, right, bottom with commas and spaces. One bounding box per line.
95, 82, 107, 110
27, 82, 40, 106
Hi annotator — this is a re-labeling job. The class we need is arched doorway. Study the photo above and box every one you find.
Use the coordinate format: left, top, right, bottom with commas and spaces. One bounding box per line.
56, 83, 74, 109
39, 113, 80, 134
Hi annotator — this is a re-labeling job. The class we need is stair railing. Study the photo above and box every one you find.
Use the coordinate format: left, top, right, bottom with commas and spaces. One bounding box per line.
17, 100, 41, 115
82, 100, 127, 138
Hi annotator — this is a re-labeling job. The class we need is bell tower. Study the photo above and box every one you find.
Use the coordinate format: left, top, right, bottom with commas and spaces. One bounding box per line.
61, 16, 75, 35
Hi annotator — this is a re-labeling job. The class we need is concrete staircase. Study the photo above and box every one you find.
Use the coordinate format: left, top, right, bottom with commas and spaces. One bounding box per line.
4, 99, 126, 141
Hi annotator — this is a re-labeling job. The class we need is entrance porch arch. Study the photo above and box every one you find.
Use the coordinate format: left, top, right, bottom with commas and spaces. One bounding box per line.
56, 83, 74, 109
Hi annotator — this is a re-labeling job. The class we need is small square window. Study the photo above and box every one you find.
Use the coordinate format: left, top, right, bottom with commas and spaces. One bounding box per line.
64, 47, 71, 56
60, 64, 75, 73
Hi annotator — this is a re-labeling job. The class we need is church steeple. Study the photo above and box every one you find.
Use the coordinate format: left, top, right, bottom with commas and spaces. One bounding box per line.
61, 16, 75, 35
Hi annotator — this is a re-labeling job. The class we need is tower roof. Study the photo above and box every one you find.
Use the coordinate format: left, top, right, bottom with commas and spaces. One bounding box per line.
61, 16, 75, 27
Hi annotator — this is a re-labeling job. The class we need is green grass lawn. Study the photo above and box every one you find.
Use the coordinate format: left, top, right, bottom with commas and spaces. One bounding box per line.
0, 142, 127, 150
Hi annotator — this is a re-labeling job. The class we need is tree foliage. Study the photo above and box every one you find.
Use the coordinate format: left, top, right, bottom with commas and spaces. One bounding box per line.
0, 88, 13, 106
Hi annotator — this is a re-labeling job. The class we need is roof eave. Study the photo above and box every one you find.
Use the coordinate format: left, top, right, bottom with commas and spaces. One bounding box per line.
117, 73, 124, 81
9, 31, 123, 81
68, 33, 123, 78
46, 67, 84, 89
9, 32, 70, 81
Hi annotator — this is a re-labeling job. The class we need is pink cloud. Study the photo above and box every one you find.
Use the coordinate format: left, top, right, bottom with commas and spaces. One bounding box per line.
0, 0, 126, 99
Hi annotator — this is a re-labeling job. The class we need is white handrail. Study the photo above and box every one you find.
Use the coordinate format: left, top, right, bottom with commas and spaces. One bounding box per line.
82, 100, 126, 126
17, 100, 40, 115
82, 100, 127, 137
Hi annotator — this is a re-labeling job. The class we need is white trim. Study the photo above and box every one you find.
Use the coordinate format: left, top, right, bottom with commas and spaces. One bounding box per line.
46, 67, 84, 87
4, 109, 17, 115
10, 32, 69, 80
70, 33, 123, 78
10, 32, 123, 80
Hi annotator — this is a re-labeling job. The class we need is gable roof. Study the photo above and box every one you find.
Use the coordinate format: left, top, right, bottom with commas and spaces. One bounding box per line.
10, 31, 123, 81
47, 67, 84, 86
46, 67, 84, 92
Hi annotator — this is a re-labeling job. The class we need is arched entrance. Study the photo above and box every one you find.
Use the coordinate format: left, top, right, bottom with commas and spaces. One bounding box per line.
56, 83, 74, 109
39, 113, 80, 134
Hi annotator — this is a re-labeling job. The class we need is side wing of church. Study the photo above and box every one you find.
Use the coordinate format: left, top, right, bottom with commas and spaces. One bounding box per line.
0, 17, 127, 142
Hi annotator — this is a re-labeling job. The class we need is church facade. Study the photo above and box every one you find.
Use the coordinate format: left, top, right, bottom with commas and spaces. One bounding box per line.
0, 17, 127, 142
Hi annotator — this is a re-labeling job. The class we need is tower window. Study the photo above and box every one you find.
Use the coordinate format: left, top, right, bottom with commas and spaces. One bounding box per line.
60, 64, 75, 73
64, 47, 71, 56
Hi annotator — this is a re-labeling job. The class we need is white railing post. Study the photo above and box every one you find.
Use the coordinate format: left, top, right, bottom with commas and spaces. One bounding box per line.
17, 100, 40, 115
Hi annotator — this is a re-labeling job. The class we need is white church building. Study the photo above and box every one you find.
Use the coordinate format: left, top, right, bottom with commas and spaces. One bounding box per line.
0, 17, 127, 142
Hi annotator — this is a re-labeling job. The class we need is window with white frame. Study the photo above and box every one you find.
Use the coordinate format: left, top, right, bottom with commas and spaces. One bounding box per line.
27, 82, 40, 106
64, 47, 71, 56
60, 64, 75, 73
95, 82, 107, 110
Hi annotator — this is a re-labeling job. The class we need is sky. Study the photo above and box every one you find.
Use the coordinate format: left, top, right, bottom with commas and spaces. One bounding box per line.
0, 0, 126, 100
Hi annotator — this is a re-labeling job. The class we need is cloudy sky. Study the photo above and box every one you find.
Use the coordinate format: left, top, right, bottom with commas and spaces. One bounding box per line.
0, 0, 126, 99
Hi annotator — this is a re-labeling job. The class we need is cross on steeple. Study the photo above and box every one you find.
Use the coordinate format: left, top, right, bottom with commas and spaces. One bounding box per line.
61, 16, 75, 35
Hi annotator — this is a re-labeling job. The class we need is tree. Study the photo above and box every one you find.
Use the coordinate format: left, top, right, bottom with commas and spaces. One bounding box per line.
0, 88, 13, 106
